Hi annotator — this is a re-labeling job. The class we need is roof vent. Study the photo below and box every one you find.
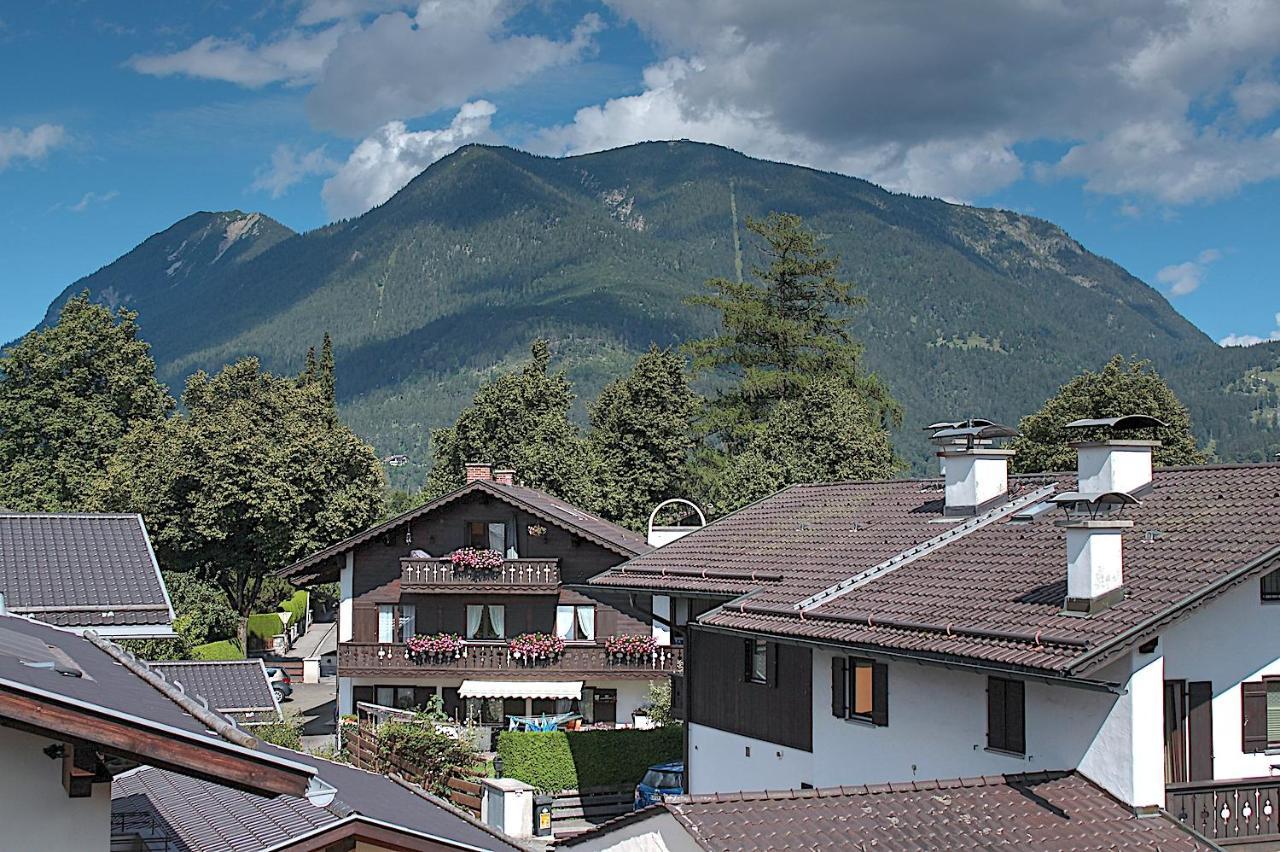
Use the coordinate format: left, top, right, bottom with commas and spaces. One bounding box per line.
929, 419, 1018, 517
1053, 491, 1139, 615
1064, 415, 1165, 496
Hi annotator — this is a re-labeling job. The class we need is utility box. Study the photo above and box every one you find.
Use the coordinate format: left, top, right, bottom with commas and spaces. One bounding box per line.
533, 795, 554, 837
481, 778, 536, 839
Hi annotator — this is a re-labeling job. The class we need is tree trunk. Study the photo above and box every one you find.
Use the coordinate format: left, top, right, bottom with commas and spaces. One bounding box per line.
236, 616, 248, 657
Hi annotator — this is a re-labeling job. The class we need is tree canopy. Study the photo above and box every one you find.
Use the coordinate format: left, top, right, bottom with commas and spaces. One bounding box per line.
588, 346, 698, 530
96, 354, 385, 622
0, 293, 173, 510
1011, 355, 1206, 473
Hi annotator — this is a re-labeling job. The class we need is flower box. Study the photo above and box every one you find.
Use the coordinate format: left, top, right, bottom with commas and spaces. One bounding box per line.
508, 632, 565, 663
405, 632, 467, 663
604, 634, 657, 661
450, 547, 505, 572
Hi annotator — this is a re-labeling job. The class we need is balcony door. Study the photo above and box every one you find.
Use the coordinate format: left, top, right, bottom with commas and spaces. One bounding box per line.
1165, 679, 1214, 784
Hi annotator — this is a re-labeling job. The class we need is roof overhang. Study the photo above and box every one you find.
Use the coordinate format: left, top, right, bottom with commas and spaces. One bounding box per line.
260, 813, 509, 852
458, 679, 583, 700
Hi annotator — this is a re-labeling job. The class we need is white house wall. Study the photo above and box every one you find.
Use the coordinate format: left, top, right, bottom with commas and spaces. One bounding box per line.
0, 726, 110, 851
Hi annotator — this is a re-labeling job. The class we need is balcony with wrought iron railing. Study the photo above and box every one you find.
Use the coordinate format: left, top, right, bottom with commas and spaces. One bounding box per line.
400, 557, 560, 593
340, 640, 682, 680
1167, 776, 1280, 846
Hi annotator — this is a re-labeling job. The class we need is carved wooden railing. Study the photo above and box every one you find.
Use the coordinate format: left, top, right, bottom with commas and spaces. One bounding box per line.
400, 557, 560, 591
1168, 776, 1280, 844
340, 641, 682, 678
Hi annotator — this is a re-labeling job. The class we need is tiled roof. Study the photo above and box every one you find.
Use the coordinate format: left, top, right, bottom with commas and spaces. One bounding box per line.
562, 772, 1213, 850
151, 660, 279, 721
594, 465, 1280, 676
281, 478, 649, 581
0, 513, 173, 629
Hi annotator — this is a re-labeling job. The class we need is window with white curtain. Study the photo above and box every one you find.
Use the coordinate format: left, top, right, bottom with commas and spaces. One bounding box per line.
466, 604, 505, 639
378, 604, 395, 644
466, 521, 517, 558
399, 604, 416, 641
556, 605, 596, 641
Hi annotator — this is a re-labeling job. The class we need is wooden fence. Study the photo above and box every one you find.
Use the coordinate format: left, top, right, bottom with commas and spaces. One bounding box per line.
1168, 776, 1280, 845
550, 787, 635, 836
345, 717, 486, 816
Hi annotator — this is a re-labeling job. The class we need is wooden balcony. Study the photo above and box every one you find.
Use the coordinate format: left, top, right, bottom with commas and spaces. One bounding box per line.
340, 641, 682, 680
400, 557, 560, 593
1168, 776, 1280, 846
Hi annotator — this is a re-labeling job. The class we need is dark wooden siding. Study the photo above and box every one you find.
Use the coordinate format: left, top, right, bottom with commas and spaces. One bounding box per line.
688, 628, 812, 752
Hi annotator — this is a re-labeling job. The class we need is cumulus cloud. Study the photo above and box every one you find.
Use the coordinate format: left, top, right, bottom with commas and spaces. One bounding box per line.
69, 190, 119, 212
321, 100, 497, 218
128, 25, 348, 87
251, 144, 340, 197
0, 123, 67, 170
1155, 248, 1222, 297
306, 1, 602, 135
1220, 313, 1280, 347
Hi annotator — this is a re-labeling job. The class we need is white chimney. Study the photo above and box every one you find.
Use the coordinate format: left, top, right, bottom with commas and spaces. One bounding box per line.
1054, 492, 1139, 615
1064, 415, 1166, 496
646, 499, 706, 548
930, 420, 1018, 516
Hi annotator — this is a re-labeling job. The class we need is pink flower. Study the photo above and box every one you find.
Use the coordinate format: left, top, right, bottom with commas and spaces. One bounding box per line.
604, 634, 657, 659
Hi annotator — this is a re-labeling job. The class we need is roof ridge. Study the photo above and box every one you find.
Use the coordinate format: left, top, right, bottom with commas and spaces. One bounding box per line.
665, 770, 1077, 806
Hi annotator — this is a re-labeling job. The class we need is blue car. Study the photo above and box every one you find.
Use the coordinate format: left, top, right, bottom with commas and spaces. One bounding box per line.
634, 761, 684, 810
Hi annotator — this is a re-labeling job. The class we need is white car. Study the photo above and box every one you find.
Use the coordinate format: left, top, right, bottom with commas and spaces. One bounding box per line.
265, 666, 293, 702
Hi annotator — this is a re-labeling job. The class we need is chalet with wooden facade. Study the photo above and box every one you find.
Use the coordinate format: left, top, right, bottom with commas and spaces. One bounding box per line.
591, 418, 1280, 848
281, 463, 678, 731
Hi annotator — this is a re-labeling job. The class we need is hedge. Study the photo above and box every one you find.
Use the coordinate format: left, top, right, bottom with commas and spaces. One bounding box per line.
280, 591, 309, 627
246, 613, 284, 649
496, 726, 682, 791
192, 639, 244, 661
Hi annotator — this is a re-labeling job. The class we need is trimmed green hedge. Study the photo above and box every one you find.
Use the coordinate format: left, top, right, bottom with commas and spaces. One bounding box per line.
280, 590, 308, 627
192, 639, 244, 661
497, 726, 682, 791
246, 613, 284, 649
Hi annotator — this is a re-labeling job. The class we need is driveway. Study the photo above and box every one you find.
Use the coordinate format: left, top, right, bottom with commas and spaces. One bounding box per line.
281, 675, 337, 752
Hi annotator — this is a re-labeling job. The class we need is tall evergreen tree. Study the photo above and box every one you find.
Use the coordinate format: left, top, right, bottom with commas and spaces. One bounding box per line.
319, 332, 336, 409
588, 346, 699, 530
0, 293, 173, 510
96, 357, 385, 643
1011, 355, 1206, 473
425, 340, 596, 505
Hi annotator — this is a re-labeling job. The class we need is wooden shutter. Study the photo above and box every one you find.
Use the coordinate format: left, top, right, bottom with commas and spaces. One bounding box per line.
871, 662, 889, 726
988, 677, 1006, 750
831, 657, 848, 718
1187, 681, 1214, 781
1243, 680, 1268, 753
1007, 679, 1026, 754
771, 642, 780, 688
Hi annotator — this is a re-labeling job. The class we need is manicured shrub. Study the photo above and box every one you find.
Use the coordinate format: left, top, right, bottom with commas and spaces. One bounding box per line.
280, 590, 309, 627
246, 612, 284, 649
497, 725, 682, 791
255, 713, 303, 750
191, 639, 245, 660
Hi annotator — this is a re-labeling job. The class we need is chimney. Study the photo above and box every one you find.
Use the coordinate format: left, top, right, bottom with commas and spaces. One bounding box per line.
646, 499, 707, 548
493, 468, 516, 486
464, 462, 494, 483
1054, 492, 1138, 615
1064, 415, 1166, 496
929, 420, 1018, 517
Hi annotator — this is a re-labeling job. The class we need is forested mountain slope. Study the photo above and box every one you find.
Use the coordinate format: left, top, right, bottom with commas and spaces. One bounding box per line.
34, 141, 1280, 482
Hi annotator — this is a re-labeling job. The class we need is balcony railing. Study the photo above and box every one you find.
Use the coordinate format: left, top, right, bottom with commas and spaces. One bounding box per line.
340, 641, 682, 679
400, 557, 559, 592
1167, 776, 1280, 845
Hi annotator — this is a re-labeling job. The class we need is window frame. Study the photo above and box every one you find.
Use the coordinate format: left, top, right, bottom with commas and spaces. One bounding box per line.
744, 639, 769, 684
1262, 569, 1280, 602
555, 604, 596, 641
466, 603, 506, 640
830, 656, 888, 725
987, 676, 1027, 755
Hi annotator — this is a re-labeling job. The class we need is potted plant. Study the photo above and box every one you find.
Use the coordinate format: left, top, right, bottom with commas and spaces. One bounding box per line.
450, 547, 505, 572
604, 634, 657, 661
405, 632, 467, 663
508, 632, 565, 663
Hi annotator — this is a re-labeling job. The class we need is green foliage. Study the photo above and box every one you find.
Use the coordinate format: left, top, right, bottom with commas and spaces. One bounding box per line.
1011, 355, 1207, 473
643, 680, 674, 728
119, 637, 194, 662
163, 571, 239, 645
376, 717, 480, 794
589, 346, 699, 530
280, 590, 309, 627
96, 356, 386, 620
247, 613, 284, 649
383, 487, 420, 519
0, 293, 173, 511
496, 726, 683, 791
425, 340, 597, 506
191, 639, 245, 660
255, 713, 304, 751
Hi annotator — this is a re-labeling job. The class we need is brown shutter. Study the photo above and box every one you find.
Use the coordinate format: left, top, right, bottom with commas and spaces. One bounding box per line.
597, 605, 617, 640
871, 661, 889, 726
988, 677, 1006, 750
831, 657, 847, 718
1007, 679, 1026, 754
1187, 681, 1214, 781
1243, 680, 1268, 753
771, 642, 780, 688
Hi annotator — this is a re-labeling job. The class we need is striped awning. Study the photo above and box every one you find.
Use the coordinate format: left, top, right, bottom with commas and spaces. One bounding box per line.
457, 680, 583, 700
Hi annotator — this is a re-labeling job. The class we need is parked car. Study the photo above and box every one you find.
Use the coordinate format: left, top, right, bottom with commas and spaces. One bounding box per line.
265, 666, 292, 702
635, 761, 684, 810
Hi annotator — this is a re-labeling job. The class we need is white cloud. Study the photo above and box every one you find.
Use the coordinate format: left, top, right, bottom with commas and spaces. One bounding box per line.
306, 1, 602, 135
1220, 313, 1280, 347
1155, 248, 1222, 297
69, 190, 119, 212
128, 25, 348, 87
296, 0, 412, 26
251, 144, 340, 197
0, 124, 67, 170
321, 101, 497, 218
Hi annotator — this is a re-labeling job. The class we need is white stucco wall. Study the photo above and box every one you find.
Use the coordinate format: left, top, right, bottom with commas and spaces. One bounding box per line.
0, 726, 110, 851
1161, 577, 1280, 780
338, 552, 354, 643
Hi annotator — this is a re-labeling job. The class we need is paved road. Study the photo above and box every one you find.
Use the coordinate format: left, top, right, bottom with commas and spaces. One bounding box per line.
282, 675, 337, 752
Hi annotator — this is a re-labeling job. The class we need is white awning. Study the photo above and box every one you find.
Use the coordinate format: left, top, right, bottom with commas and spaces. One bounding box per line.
457, 680, 583, 700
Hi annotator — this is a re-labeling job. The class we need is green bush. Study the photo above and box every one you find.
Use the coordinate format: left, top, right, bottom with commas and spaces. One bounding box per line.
377, 717, 480, 795
280, 590, 309, 627
255, 713, 303, 751
246, 612, 284, 649
191, 639, 244, 660
497, 726, 682, 791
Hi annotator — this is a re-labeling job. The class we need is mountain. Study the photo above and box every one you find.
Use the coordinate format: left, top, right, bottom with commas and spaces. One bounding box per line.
34, 142, 1280, 483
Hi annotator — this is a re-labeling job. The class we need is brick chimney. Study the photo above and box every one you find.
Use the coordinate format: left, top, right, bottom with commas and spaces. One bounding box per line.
493, 468, 516, 486
464, 462, 494, 483
929, 420, 1018, 517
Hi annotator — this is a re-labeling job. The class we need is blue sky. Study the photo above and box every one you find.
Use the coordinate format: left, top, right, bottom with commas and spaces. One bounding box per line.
2, 0, 1279, 346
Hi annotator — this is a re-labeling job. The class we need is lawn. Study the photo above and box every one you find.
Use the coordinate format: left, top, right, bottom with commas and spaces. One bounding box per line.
192, 639, 245, 661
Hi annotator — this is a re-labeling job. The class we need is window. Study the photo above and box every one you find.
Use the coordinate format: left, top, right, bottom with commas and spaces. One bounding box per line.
378, 604, 414, 643
745, 639, 769, 684
1242, 679, 1280, 752
556, 605, 595, 641
987, 677, 1026, 754
374, 686, 432, 710
399, 604, 416, 641
467, 521, 515, 557
466, 604, 505, 640
1262, 569, 1280, 602
377, 605, 395, 644
830, 657, 888, 725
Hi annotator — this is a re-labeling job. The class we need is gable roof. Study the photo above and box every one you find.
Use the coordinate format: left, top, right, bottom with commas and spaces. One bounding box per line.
561, 771, 1215, 850
150, 660, 280, 723
592, 464, 1280, 678
0, 513, 174, 635
280, 479, 649, 583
